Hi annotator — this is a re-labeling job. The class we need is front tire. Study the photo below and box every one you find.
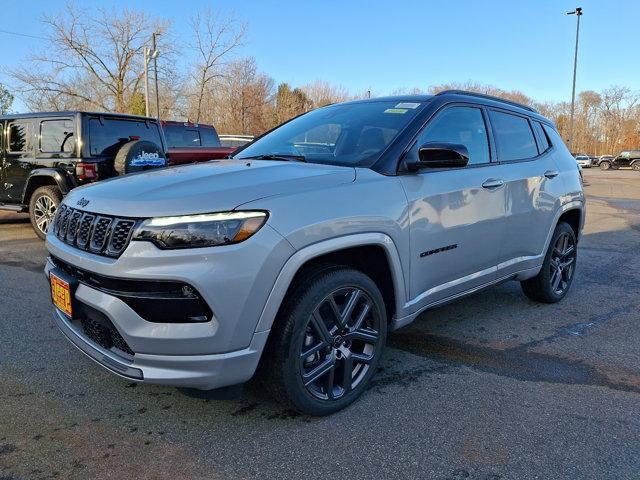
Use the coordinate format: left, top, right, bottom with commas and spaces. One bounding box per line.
29, 186, 62, 240
599, 161, 611, 171
521, 222, 577, 303
260, 267, 387, 415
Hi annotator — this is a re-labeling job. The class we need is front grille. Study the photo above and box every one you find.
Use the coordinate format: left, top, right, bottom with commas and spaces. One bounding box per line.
52, 205, 138, 258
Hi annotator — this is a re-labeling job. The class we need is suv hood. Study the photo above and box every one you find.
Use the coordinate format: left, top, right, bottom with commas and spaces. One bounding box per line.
64, 160, 356, 217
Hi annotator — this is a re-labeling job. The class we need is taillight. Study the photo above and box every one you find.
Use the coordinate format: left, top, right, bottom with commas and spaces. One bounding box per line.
76, 162, 98, 181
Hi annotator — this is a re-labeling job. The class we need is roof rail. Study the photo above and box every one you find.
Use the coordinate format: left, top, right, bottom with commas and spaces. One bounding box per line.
435, 90, 537, 113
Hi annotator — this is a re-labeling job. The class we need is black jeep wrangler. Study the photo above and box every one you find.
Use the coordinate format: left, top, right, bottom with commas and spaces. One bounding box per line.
0, 112, 167, 238
599, 150, 640, 171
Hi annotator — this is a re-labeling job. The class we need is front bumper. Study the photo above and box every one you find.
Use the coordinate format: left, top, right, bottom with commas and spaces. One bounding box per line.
45, 223, 295, 389
53, 307, 269, 388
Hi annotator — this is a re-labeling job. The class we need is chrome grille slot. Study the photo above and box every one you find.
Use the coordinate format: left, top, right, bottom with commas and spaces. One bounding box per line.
52, 206, 138, 258
76, 213, 96, 248
89, 217, 112, 253
65, 210, 83, 244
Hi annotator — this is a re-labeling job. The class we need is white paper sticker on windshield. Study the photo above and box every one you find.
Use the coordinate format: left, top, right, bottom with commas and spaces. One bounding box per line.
395, 102, 420, 109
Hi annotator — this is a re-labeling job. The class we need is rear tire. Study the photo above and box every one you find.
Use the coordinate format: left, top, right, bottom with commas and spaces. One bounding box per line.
521, 222, 577, 303
259, 267, 387, 416
632, 163, 640, 171
29, 185, 62, 240
599, 161, 610, 171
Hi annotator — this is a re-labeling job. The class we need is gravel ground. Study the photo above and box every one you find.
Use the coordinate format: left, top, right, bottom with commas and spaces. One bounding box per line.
0, 168, 639, 480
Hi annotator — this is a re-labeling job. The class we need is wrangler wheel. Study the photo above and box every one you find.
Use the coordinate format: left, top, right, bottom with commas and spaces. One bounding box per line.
29, 186, 62, 240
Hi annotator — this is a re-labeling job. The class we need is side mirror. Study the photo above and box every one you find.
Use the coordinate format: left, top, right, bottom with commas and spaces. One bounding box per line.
407, 142, 469, 171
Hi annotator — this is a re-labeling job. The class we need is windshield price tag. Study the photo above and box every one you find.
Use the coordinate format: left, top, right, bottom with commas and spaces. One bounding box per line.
395, 102, 420, 109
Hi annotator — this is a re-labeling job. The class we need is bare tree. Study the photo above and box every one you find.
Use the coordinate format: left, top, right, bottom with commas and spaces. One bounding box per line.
188, 9, 245, 123
300, 80, 350, 108
11, 2, 174, 114
429, 81, 534, 106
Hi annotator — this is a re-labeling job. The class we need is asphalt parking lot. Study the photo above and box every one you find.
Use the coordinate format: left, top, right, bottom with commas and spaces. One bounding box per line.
1, 168, 639, 480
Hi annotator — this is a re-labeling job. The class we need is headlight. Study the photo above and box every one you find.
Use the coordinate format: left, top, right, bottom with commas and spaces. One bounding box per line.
132, 211, 268, 249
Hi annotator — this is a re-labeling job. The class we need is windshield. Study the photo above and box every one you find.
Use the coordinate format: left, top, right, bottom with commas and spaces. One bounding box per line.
234, 100, 424, 167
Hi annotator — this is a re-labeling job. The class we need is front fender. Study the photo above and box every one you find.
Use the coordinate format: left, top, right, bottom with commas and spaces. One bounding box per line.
253, 232, 407, 334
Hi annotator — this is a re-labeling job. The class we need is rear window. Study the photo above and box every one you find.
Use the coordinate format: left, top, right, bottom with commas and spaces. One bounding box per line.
164, 125, 201, 148
40, 119, 75, 153
489, 110, 538, 161
88, 117, 162, 157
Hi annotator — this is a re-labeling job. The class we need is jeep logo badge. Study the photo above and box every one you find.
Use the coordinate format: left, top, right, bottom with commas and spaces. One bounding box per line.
76, 197, 90, 207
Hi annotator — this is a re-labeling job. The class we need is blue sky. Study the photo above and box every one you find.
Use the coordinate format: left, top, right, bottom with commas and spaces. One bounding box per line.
1, 0, 637, 111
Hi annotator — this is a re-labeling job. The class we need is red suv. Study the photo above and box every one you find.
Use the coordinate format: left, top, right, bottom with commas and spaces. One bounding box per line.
162, 121, 235, 165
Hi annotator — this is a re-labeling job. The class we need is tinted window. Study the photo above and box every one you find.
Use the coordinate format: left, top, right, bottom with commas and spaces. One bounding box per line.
532, 122, 550, 153
164, 125, 201, 148
40, 119, 75, 153
89, 118, 162, 157
235, 101, 424, 167
542, 124, 571, 155
201, 128, 221, 147
489, 111, 538, 161
416, 106, 490, 165
9, 122, 32, 153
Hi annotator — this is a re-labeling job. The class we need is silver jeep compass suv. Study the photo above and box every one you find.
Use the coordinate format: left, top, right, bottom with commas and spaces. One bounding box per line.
46, 91, 584, 415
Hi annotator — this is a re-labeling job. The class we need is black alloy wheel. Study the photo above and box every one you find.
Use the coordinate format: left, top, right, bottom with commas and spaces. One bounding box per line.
261, 267, 387, 415
300, 286, 382, 401
521, 222, 577, 303
548, 231, 576, 296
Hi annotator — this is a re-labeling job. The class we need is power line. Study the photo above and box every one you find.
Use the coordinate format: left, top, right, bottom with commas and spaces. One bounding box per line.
0, 29, 48, 41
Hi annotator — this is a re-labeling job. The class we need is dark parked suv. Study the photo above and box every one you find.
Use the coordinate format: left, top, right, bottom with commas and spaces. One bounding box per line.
599, 150, 640, 171
0, 112, 167, 238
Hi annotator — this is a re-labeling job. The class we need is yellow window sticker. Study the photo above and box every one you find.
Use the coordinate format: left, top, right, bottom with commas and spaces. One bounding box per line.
384, 108, 408, 114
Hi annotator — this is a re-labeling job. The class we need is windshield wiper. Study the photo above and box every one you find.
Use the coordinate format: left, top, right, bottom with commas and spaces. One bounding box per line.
241, 154, 307, 163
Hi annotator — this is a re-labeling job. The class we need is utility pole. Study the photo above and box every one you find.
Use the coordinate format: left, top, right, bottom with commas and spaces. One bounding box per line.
567, 7, 583, 152
143, 47, 150, 117
152, 32, 160, 122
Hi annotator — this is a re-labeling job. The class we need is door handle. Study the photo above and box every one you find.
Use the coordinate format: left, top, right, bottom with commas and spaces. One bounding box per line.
482, 178, 504, 189
544, 170, 559, 179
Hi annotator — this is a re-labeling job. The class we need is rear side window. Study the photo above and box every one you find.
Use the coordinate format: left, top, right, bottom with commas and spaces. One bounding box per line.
416, 106, 490, 165
89, 118, 162, 157
201, 128, 221, 147
8, 122, 33, 153
489, 110, 538, 161
40, 119, 75, 153
542, 124, 570, 154
532, 122, 550, 153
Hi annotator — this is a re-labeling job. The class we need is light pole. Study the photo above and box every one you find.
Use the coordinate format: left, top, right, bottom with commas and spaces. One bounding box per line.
143, 47, 150, 117
152, 32, 160, 122
567, 7, 583, 152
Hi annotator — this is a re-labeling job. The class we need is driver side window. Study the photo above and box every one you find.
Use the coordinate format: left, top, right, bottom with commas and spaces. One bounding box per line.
415, 106, 490, 165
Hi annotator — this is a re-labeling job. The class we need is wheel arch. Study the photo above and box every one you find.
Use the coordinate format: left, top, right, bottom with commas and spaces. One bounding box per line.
254, 233, 407, 335
23, 169, 74, 204
557, 208, 582, 240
